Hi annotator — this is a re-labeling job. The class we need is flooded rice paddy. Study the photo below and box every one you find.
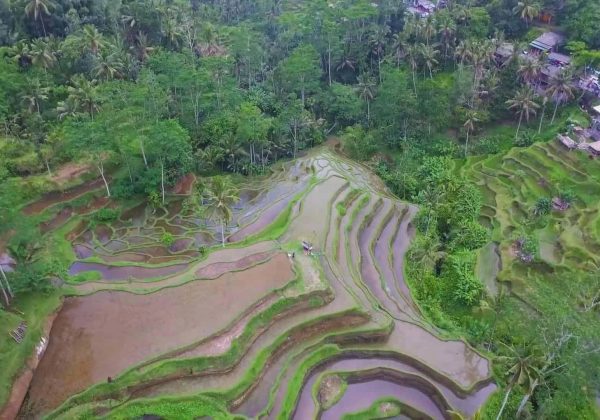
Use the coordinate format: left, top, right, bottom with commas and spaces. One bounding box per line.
18, 148, 496, 419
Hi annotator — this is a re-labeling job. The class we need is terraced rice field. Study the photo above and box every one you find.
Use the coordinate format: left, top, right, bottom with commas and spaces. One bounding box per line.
455, 140, 600, 295
18, 147, 495, 419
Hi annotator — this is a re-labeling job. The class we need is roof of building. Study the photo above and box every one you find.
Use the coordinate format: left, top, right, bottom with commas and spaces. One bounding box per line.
416, 0, 436, 9
593, 105, 600, 115
541, 64, 564, 78
588, 141, 600, 152
557, 134, 576, 148
495, 43, 514, 58
548, 52, 571, 64
530, 32, 565, 52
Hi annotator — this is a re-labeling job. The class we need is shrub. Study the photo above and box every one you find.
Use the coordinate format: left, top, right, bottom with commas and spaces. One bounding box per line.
558, 189, 576, 205
161, 232, 174, 247
442, 252, 483, 306
532, 197, 551, 216
341, 125, 376, 161
475, 136, 502, 155
450, 219, 489, 251
514, 131, 537, 147
93, 208, 120, 222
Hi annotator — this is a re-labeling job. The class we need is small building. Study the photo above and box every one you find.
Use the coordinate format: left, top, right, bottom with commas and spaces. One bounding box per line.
581, 75, 600, 98
494, 43, 514, 66
586, 118, 600, 142
547, 52, 571, 67
588, 140, 600, 156
557, 134, 577, 149
530, 32, 565, 54
406, 0, 436, 17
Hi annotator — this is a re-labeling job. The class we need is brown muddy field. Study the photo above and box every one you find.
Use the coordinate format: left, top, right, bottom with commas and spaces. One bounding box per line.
22, 178, 105, 215
24, 253, 293, 416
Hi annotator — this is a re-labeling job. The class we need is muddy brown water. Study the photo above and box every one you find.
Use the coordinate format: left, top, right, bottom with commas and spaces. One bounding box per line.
22, 179, 105, 215
195, 251, 274, 279
40, 207, 73, 234
24, 254, 293, 417
228, 198, 292, 242
68, 261, 188, 281
294, 357, 496, 419
323, 379, 445, 420
171, 173, 196, 195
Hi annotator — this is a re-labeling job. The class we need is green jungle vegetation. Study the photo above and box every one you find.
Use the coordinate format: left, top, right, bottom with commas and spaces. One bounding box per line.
0, 0, 599, 419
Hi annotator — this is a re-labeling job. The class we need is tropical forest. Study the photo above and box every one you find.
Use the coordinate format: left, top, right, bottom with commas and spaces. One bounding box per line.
0, 0, 599, 419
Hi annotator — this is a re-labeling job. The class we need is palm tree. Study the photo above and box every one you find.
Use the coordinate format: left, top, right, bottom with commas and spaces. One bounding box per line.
421, 15, 436, 45
513, 0, 541, 26
455, 39, 472, 65
355, 73, 376, 122
219, 132, 244, 172
24, 0, 54, 37
463, 110, 480, 158
68, 75, 100, 119
29, 38, 56, 72
204, 176, 240, 247
131, 31, 154, 62
506, 88, 539, 139
10, 40, 31, 67
420, 43, 439, 79
81, 24, 105, 55
56, 96, 80, 120
369, 25, 390, 82
495, 343, 545, 420
407, 44, 420, 95
409, 234, 445, 268
517, 56, 542, 86
21, 79, 49, 115
93, 50, 124, 80
437, 16, 456, 59
336, 52, 356, 73
546, 69, 574, 125
390, 32, 407, 67
161, 17, 181, 49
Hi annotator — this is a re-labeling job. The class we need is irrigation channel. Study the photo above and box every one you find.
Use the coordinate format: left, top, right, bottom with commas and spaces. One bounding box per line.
13, 146, 495, 419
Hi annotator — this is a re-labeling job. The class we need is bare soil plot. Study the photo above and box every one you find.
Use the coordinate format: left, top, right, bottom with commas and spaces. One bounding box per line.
25, 254, 293, 415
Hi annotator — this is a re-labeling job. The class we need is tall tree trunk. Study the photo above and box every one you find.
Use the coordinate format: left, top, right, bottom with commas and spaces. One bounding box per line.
160, 160, 165, 205
538, 102, 546, 134
0, 265, 13, 298
496, 385, 513, 420
45, 158, 52, 177
97, 160, 111, 197
516, 379, 538, 418
550, 100, 559, 125
328, 41, 332, 86
464, 129, 470, 158
141, 139, 148, 167
40, 16, 47, 38
0, 281, 9, 307
367, 99, 370, 123
221, 219, 225, 247
126, 159, 134, 186
301, 76, 305, 107
515, 111, 523, 140
293, 124, 298, 158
